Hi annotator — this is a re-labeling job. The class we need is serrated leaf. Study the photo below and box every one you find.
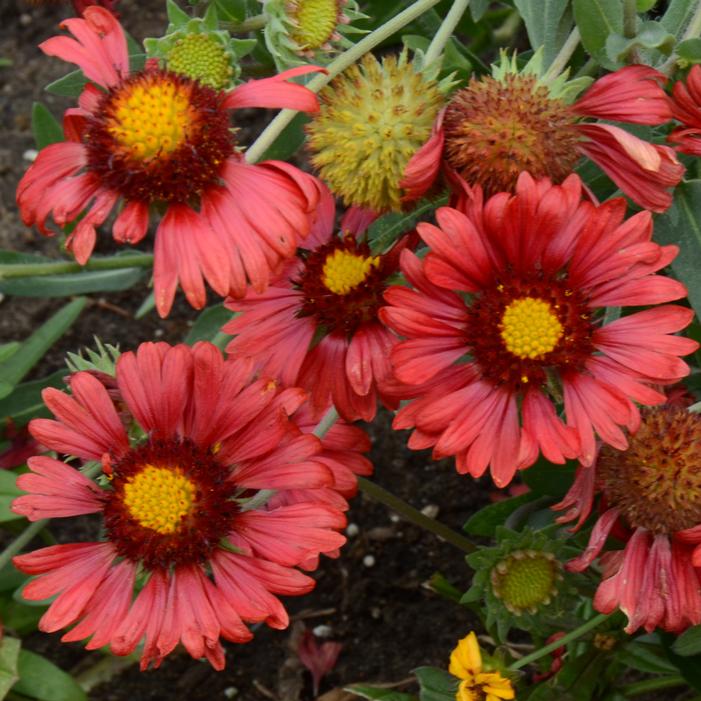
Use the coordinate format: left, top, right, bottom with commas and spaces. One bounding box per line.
45, 69, 87, 98
463, 492, 536, 536
673, 624, 701, 656
513, 0, 571, 66
0, 637, 20, 700
573, 0, 624, 69
0, 267, 146, 297
347, 685, 417, 701
13, 650, 87, 701
31, 103, 63, 150
0, 298, 86, 393
414, 667, 456, 701
654, 180, 701, 320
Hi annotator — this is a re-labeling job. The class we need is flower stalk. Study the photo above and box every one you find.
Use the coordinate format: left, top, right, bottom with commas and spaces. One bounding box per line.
245, 0, 445, 163
0, 254, 155, 280
508, 612, 612, 670
357, 477, 476, 554
423, 0, 471, 67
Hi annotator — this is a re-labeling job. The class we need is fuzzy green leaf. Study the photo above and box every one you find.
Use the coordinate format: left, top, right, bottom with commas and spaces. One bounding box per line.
573, 0, 624, 69
13, 650, 87, 701
31, 103, 63, 150
0, 637, 20, 700
414, 667, 457, 701
513, 0, 572, 66
463, 492, 536, 536
45, 69, 87, 98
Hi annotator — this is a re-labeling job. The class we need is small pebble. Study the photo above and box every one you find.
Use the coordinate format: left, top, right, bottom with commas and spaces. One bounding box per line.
223, 687, 238, 699
363, 554, 375, 568
154, 328, 164, 338
370, 607, 382, 619
346, 523, 359, 537
20, 13, 32, 25
421, 504, 439, 518
313, 624, 333, 638
22, 149, 38, 162
389, 513, 400, 523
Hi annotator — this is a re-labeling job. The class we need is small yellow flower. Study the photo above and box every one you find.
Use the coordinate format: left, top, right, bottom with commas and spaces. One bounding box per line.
449, 633, 515, 701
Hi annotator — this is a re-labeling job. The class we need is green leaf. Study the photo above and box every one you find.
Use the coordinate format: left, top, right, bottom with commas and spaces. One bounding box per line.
213, 0, 246, 22
463, 492, 537, 536
654, 180, 701, 320
414, 667, 457, 701
637, 0, 658, 9
347, 686, 417, 701
0, 298, 87, 396
674, 624, 701, 656
0, 637, 20, 700
0, 370, 67, 426
662, 0, 698, 35
521, 458, 577, 498
166, 0, 191, 25
573, 0, 624, 69
605, 21, 676, 62
0, 267, 146, 297
45, 69, 87, 98
676, 38, 701, 65
260, 113, 310, 162
661, 633, 701, 692
513, 0, 572, 66
0, 344, 19, 365
469, 0, 491, 22
619, 641, 679, 673
0, 471, 25, 523
31, 103, 64, 150
369, 197, 446, 254
13, 650, 87, 701
185, 304, 235, 345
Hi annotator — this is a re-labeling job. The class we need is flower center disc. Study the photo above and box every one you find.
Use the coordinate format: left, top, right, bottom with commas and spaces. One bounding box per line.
491, 551, 560, 614
466, 277, 594, 389
500, 297, 564, 360
297, 236, 388, 336
443, 74, 580, 196
122, 465, 195, 534
289, 0, 340, 49
103, 438, 238, 569
599, 407, 701, 534
322, 249, 380, 295
86, 70, 234, 204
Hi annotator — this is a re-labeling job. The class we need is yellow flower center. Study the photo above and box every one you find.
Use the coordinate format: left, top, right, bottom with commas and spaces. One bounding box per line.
322, 248, 380, 295
122, 465, 196, 534
106, 75, 197, 161
500, 297, 563, 360
166, 33, 233, 90
289, 0, 340, 49
491, 550, 561, 615
307, 52, 444, 212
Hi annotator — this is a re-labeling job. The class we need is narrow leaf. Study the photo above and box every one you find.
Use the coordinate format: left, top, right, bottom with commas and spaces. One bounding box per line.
31, 103, 64, 150
13, 650, 87, 701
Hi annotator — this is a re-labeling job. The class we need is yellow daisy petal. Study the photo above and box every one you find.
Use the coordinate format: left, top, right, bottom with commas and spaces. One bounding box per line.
449, 632, 483, 678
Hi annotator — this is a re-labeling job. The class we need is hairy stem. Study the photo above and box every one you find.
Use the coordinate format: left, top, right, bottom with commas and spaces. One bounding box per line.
222, 13, 267, 33
423, 0, 471, 67
245, 0, 444, 163
509, 612, 612, 670
623, 0, 638, 38
0, 519, 49, 572
542, 27, 581, 83
357, 477, 476, 554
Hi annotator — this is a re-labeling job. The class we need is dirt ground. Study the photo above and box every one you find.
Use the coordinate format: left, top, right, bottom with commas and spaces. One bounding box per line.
0, 2, 492, 699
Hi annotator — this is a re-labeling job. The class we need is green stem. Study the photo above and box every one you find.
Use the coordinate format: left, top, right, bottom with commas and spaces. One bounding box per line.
0, 519, 49, 572
222, 13, 267, 33
509, 613, 611, 670
621, 675, 686, 697
357, 477, 476, 554
623, 0, 638, 39
313, 406, 339, 439
423, 0, 471, 67
244, 0, 444, 163
542, 27, 581, 83
75, 653, 141, 693
0, 254, 154, 280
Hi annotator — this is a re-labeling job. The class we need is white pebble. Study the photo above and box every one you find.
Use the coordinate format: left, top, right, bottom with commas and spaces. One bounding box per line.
389, 513, 401, 523
313, 624, 333, 638
421, 504, 439, 518
346, 523, 359, 537
223, 688, 238, 699
20, 13, 32, 25
154, 328, 164, 338
22, 149, 38, 163
363, 555, 376, 568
